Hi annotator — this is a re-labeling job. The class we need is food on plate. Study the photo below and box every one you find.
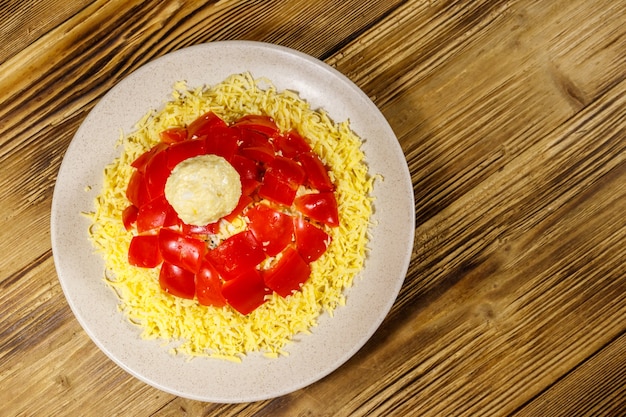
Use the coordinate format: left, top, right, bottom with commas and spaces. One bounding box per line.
123, 110, 340, 314
88, 73, 373, 360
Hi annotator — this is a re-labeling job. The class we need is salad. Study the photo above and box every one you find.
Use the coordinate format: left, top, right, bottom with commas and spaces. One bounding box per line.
88, 73, 373, 360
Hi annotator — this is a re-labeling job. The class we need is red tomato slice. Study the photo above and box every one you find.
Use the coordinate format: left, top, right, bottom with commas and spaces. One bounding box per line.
239, 129, 272, 147
246, 204, 294, 256
223, 194, 253, 223
258, 169, 298, 206
221, 268, 270, 315
230, 154, 261, 182
298, 152, 335, 192
122, 205, 139, 231
294, 192, 340, 227
293, 216, 331, 263
159, 127, 188, 144
181, 222, 220, 236
241, 178, 261, 197
232, 114, 280, 137
187, 111, 228, 139
240, 146, 276, 164
158, 228, 206, 273
203, 126, 239, 161
166, 138, 206, 170
126, 170, 150, 208
267, 156, 306, 188
128, 234, 162, 268
195, 258, 227, 307
263, 247, 311, 298
230, 154, 262, 196
163, 203, 181, 228
273, 130, 311, 158
159, 261, 195, 299
207, 231, 266, 280
239, 130, 276, 164
136, 196, 168, 233
131, 142, 169, 173
144, 147, 171, 200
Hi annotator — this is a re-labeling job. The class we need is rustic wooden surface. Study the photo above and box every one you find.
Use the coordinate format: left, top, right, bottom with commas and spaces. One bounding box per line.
1, 0, 625, 415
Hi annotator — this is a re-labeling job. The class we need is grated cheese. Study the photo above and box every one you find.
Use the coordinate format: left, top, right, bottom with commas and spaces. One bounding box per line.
88, 73, 374, 360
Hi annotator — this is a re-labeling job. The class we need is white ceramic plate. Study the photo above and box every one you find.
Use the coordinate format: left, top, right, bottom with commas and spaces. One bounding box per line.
51, 41, 414, 403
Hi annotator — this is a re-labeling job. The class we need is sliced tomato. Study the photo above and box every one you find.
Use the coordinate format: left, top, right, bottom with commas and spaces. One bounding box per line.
158, 228, 206, 273
246, 204, 293, 256
241, 178, 261, 197
258, 169, 298, 206
126, 170, 150, 208
238, 128, 273, 149
232, 114, 280, 137
143, 147, 171, 200
273, 130, 311, 158
166, 138, 206, 170
263, 247, 311, 298
181, 221, 220, 237
299, 152, 334, 192
159, 127, 188, 144
203, 126, 239, 161
223, 194, 253, 223
187, 111, 228, 139
207, 231, 266, 280
239, 130, 275, 164
159, 261, 195, 299
131, 142, 169, 173
240, 146, 275, 164
294, 192, 340, 227
163, 204, 182, 228
230, 154, 262, 196
267, 156, 306, 188
257, 155, 306, 205
122, 205, 139, 231
195, 258, 227, 307
230, 154, 261, 182
221, 268, 270, 315
293, 216, 331, 263
137, 196, 171, 233
128, 234, 162, 268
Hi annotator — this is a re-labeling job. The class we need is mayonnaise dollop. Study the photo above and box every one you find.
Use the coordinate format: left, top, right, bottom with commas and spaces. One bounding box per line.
164, 154, 242, 226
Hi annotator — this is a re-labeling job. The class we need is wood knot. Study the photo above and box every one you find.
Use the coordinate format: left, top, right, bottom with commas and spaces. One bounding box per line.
549, 63, 589, 109
55, 374, 71, 389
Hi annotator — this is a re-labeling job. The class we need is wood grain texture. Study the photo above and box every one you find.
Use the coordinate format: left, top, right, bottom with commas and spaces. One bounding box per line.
1, 0, 624, 415
0, 0, 93, 64
515, 332, 626, 416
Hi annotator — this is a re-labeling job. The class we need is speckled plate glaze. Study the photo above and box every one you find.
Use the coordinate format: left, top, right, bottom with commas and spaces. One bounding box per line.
51, 41, 415, 403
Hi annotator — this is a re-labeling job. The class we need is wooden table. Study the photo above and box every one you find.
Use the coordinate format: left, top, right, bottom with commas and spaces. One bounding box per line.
1, 1, 624, 415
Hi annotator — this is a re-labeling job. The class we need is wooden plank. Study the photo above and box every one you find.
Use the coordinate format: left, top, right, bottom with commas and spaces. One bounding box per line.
513, 333, 626, 416
330, 0, 625, 109
0, 0, 93, 64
